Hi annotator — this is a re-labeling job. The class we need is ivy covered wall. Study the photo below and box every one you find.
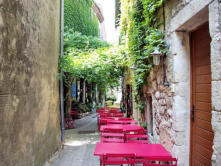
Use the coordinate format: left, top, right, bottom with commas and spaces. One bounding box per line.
64, 0, 99, 36
119, 0, 167, 113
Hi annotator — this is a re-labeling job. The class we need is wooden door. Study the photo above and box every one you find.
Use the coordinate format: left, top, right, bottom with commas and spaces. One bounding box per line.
190, 23, 214, 166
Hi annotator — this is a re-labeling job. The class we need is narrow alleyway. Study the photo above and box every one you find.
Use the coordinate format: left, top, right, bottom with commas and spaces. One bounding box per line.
45, 113, 100, 166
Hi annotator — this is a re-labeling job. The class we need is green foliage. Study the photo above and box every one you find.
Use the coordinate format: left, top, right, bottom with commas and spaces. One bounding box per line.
64, 0, 99, 36
141, 122, 147, 129
119, 0, 168, 113
63, 28, 109, 54
78, 103, 91, 113
60, 30, 128, 91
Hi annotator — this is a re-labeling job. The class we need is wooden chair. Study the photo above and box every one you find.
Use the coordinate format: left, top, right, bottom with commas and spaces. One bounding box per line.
101, 153, 136, 166
143, 157, 177, 166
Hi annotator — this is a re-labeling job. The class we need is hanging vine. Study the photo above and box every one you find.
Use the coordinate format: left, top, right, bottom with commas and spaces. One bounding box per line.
119, 0, 168, 113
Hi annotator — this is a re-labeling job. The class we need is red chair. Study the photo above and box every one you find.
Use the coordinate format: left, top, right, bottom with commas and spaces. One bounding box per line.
103, 128, 123, 133
98, 119, 108, 131
101, 133, 124, 143
97, 110, 109, 114
101, 153, 136, 166
126, 128, 147, 135
143, 157, 177, 166
125, 134, 148, 144
99, 119, 108, 125
119, 117, 132, 121
109, 110, 120, 113
99, 113, 112, 117
112, 113, 124, 117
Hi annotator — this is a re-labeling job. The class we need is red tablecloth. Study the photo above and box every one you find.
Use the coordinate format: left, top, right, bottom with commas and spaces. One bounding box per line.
94, 143, 172, 158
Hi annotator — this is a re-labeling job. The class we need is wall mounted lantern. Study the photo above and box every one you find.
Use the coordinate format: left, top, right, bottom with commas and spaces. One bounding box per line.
150, 48, 164, 66
150, 47, 170, 87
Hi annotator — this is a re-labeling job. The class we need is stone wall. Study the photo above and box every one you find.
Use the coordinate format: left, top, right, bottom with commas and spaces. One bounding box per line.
144, 1, 192, 165
145, 65, 175, 151
144, 0, 221, 165
0, 1, 61, 166
209, 1, 221, 165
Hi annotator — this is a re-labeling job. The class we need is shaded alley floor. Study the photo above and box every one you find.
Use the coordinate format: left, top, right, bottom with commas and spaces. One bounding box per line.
45, 113, 100, 166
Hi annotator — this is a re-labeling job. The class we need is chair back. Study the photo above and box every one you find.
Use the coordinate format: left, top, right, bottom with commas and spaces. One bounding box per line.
113, 113, 124, 117
119, 117, 132, 121
99, 119, 108, 125
143, 157, 177, 166
103, 128, 123, 133
126, 134, 148, 144
101, 135, 124, 143
99, 113, 112, 117
102, 153, 135, 166
109, 110, 120, 113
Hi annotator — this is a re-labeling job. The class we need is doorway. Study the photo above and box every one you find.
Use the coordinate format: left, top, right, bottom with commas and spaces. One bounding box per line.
190, 23, 214, 166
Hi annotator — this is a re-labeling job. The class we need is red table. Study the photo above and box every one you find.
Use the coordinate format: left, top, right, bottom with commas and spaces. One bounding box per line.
94, 142, 172, 158
100, 124, 144, 133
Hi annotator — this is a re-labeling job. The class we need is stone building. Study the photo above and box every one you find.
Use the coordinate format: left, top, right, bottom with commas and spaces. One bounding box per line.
141, 0, 221, 165
0, 1, 61, 166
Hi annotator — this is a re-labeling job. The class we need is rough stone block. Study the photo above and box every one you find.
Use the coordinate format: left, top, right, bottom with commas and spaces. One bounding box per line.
155, 91, 160, 100
212, 81, 221, 111
209, 1, 221, 38
172, 96, 189, 132
211, 36, 221, 81
212, 111, 221, 165
174, 82, 190, 98
172, 144, 189, 166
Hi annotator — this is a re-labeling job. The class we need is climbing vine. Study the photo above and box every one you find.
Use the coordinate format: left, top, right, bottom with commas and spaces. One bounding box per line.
119, 0, 168, 113
64, 0, 99, 36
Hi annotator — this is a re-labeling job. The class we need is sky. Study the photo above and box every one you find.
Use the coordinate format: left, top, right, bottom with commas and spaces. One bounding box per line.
94, 0, 119, 44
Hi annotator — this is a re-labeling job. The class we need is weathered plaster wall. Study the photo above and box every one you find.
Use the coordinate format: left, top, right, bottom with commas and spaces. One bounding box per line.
0, 1, 61, 166
209, 1, 221, 165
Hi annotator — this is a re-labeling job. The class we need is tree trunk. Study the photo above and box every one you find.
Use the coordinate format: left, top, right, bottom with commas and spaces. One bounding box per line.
65, 86, 72, 115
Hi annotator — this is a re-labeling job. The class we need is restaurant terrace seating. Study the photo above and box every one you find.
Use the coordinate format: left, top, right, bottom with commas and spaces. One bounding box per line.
94, 107, 177, 165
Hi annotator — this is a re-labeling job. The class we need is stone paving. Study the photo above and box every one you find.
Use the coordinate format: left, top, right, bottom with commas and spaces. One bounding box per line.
44, 113, 100, 166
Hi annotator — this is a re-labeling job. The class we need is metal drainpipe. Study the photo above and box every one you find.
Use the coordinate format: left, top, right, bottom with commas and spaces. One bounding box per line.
59, 0, 65, 143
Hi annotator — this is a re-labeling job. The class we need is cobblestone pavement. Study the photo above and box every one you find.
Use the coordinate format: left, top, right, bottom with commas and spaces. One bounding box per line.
45, 113, 100, 166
